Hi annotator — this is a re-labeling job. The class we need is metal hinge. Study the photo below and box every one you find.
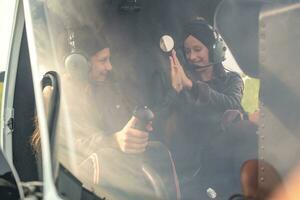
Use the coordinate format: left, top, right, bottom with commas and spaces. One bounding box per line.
21, 181, 43, 200
5, 108, 14, 133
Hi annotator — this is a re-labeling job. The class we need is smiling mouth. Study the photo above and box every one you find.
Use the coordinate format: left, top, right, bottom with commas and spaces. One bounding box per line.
91, 72, 107, 81
100, 72, 107, 76
193, 62, 209, 67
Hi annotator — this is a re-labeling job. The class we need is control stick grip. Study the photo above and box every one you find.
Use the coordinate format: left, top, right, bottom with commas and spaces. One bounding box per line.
133, 106, 154, 131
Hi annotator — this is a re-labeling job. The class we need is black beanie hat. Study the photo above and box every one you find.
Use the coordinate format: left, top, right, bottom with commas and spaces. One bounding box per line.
182, 18, 215, 49
74, 25, 109, 58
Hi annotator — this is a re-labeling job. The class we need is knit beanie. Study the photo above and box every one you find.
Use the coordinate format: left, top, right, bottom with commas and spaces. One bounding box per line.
74, 25, 109, 58
182, 18, 215, 49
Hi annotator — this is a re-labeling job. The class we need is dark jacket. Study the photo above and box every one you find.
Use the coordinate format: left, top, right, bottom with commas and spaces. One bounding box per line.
153, 68, 244, 136
152, 68, 244, 177
89, 81, 133, 135
151, 67, 257, 199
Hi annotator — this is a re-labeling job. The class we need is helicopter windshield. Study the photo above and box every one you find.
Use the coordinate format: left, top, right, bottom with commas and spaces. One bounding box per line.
25, 0, 300, 199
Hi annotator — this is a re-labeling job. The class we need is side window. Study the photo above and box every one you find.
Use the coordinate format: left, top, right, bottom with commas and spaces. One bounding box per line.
0, 72, 4, 113
0, 0, 18, 111
222, 41, 260, 114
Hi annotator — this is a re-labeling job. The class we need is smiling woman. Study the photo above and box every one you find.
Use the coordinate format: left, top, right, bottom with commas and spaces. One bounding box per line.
89, 48, 112, 82
152, 17, 258, 199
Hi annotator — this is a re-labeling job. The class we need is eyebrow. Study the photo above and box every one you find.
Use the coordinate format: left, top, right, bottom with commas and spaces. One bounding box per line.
185, 45, 203, 51
97, 55, 109, 60
191, 44, 203, 49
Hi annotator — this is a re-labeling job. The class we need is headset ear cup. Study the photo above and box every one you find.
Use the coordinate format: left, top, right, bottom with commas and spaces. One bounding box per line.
212, 37, 227, 63
193, 19, 226, 64
64, 52, 90, 81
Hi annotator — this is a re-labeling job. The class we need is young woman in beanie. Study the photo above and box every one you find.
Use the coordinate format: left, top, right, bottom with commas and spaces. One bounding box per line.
153, 18, 258, 199
31, 23, 186, 199
32, 25, 151, 156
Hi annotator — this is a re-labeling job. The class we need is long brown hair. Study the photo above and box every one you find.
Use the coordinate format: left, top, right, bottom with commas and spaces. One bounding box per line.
30, 86, 53, 156
31, 116, 41, 155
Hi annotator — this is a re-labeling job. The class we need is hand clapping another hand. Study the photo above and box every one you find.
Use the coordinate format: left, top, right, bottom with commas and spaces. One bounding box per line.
114, 116, 152, 154
169, 51, 183, 93
169, 50, 192, 92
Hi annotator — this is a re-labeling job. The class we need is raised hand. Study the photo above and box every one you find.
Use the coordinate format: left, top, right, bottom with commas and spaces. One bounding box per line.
169, 50, 192, 92
169, 50, 183, 92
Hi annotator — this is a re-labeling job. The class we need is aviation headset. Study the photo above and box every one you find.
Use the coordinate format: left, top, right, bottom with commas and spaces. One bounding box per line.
64, 26, 109, 81
182, 18, 227, 67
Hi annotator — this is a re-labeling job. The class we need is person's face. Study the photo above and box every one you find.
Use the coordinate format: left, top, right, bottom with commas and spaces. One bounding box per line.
184, 35, 211, 71
89, 48, 112, 82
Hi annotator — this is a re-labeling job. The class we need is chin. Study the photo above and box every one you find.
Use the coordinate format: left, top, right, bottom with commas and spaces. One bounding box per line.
99, 77, 106, 82
91, 76, 106, 83
96, 75, 107, 81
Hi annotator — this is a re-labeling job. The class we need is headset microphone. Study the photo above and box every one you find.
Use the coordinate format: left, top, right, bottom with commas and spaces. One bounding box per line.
190, 62, 216, 69
188, 59, 224, 71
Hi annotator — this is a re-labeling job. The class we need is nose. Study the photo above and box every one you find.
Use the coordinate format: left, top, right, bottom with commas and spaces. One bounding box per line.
188, 50, 198, 62
105, 60, 112, 71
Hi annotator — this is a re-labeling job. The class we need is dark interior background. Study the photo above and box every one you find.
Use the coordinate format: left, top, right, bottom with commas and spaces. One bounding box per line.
46, 0, 222, 106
